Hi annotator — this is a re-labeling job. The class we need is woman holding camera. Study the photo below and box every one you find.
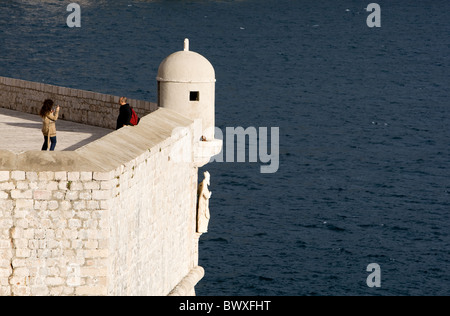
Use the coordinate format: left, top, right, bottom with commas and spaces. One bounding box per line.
39, 99, 60, 151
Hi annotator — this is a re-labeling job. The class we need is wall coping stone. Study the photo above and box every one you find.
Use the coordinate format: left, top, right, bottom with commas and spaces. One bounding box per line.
0, 108, 194, 173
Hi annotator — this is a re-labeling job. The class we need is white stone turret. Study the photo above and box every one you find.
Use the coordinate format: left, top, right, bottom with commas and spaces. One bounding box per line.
157, 39, 222, 166
157, 39, 216, 140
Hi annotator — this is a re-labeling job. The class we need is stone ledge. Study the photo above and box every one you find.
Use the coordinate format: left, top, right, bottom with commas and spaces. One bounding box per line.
168, 266, 205, 296
0, 108, 194, 173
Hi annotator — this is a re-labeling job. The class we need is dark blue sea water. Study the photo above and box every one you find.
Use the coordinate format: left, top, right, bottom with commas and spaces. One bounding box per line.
1, 0, 449, 296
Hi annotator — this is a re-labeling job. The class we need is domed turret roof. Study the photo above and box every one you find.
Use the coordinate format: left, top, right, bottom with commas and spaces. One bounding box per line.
157, 39, 216, 83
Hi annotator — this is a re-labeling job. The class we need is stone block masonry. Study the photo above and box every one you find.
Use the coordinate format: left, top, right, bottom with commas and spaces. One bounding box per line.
0, 76, 158, 130
0, 108, 204, 296
0, 41, 221, 296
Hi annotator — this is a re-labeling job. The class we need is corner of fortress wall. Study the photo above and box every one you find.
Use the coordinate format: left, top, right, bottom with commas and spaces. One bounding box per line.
0, 76, 207, 296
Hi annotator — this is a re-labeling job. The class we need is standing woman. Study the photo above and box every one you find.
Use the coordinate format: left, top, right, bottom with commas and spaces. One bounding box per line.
39, 99, 60, 151
116, 96, 132, 130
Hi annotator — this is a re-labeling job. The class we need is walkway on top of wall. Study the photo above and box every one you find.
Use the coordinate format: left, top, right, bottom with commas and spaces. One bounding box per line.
0, 107, 113, 153
0, 106, 195, 173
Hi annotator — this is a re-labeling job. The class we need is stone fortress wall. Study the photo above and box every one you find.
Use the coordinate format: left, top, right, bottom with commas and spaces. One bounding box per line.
0, 40, 220, 296
0, 76, 158, 130
0, 76, 207, 295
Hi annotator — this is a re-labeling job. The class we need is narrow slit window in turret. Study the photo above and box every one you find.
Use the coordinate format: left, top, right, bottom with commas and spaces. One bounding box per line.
190, 91, 199, 101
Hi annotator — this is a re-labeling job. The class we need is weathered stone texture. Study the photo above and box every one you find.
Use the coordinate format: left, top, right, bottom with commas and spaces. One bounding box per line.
0, 106, 202, 296
0, 76, 157, 129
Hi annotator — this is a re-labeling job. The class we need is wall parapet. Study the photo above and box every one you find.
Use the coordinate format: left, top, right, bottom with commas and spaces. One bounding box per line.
0, 107, 202, 296
0, 75, 157, 129
0, 108, 193, 172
